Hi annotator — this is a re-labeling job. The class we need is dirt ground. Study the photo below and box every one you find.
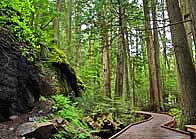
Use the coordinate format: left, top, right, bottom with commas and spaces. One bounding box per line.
0, 100, 52, 139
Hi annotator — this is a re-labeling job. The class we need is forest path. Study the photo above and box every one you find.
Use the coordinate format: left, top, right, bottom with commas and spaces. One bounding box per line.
114, 112, 189, 139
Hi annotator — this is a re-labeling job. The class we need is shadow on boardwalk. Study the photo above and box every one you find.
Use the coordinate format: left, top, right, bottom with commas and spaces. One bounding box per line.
115, 112, 189, 139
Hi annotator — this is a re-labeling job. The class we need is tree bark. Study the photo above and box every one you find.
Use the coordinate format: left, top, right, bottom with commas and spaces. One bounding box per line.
152, 0, 163, 110
124, 15, 131, 99
180, 0, 193, 60
67, 0, 72, 45
54, 0, 61, 47
115, 0, 125, 97
159, 3, 170, 70
140, 31, 147, 76
126, 30, 136, 107
188, 0, 196, 61
64, 0, 68, 44
75, 5, 82, 68
101, 1, 111, 98
143, 0, 160, 112
166, 0, 196, 124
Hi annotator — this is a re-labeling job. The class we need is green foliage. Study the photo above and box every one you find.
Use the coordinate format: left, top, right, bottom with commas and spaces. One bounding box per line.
0, 0, 42, 60
51, 95, 91, 139
48, 46, 69, 64
76, 93, 143, 126
76, 93, 119, 115
0, 0, 186, 136
167, 94, 177, 105
52, 95, 82, 126
169, 108, 183, 129
50, 94, 144, 138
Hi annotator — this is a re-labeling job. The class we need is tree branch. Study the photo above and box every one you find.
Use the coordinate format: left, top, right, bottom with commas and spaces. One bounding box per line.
135, 19, 192, 31
40, 17, 55, 30
148, 19, 192, 30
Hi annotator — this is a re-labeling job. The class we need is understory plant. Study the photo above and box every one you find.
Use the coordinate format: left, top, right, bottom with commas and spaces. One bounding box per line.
169, 107, 183, 129
51, 95, 93, 139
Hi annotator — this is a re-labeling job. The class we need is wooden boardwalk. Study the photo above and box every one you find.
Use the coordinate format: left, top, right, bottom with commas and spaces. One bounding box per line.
114, 112, 190, 139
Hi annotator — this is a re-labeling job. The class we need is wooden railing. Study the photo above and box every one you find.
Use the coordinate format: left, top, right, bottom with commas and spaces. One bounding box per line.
108, 111, 153, 139
109, 111, 190, 139
185, 125, 196, 139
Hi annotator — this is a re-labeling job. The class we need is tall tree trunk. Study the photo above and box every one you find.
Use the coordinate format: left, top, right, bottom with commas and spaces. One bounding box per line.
140, 31, 147, 76
143, 0, 160, 112
124, 40, 130, 99
152, 0, 163, 110
115, 0, 125, 97
188, 0, 196, 61
180, 0, 193, 60
131, 58, 137, 107
101, 1, 111, 98
140, 31, 148, 103
131, 44, 136, 107
166, 0, 196, 124
126, 30, 136, 107
54, 0, 61, 47
160, 0, 169, 103
64, 0, 68, 44
131, 57, 136, 107
75, 5, 82, 68
161, 0, 170, 70
124, 17, 131, 99
67, 0, 72, 45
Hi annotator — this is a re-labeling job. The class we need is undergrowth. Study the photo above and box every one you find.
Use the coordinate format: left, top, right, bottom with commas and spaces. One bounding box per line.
169, 107, 183, 130
45, 94, 144, 139
51, 95, 93, 139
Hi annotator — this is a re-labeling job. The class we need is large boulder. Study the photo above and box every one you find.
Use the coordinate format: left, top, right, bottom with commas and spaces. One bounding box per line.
16, 122, 55, 139
0, 28, 40, 121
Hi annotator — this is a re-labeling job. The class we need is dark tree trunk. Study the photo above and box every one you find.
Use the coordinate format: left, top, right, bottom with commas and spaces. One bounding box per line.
166, 0, 196, 124
115, 0, 125, 97
188, 0, 196, 61
180, 0, 193, 60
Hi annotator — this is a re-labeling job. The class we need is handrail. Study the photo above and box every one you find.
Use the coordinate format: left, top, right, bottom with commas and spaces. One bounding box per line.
160, 113, 189, 135
109, 111, 190, 139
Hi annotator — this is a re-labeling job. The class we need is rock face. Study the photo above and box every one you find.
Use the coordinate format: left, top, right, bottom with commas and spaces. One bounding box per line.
16, 122, 55, 139
52, 62, 84, 97
0, 28, 40, 121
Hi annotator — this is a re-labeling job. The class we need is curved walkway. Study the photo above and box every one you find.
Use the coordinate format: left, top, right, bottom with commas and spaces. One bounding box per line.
114, 112, 189, 139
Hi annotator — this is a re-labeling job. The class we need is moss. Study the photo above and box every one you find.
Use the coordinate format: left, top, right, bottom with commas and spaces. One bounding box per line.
48, 45, 69, 65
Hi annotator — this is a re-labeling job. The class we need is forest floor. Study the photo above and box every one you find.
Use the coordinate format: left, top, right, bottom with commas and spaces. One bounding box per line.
115, 112, 190, 139
0, 107, 191, 139
0, 100, 52, 139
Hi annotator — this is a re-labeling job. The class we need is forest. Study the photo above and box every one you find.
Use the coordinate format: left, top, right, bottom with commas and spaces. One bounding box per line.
0, 0, 196, 139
